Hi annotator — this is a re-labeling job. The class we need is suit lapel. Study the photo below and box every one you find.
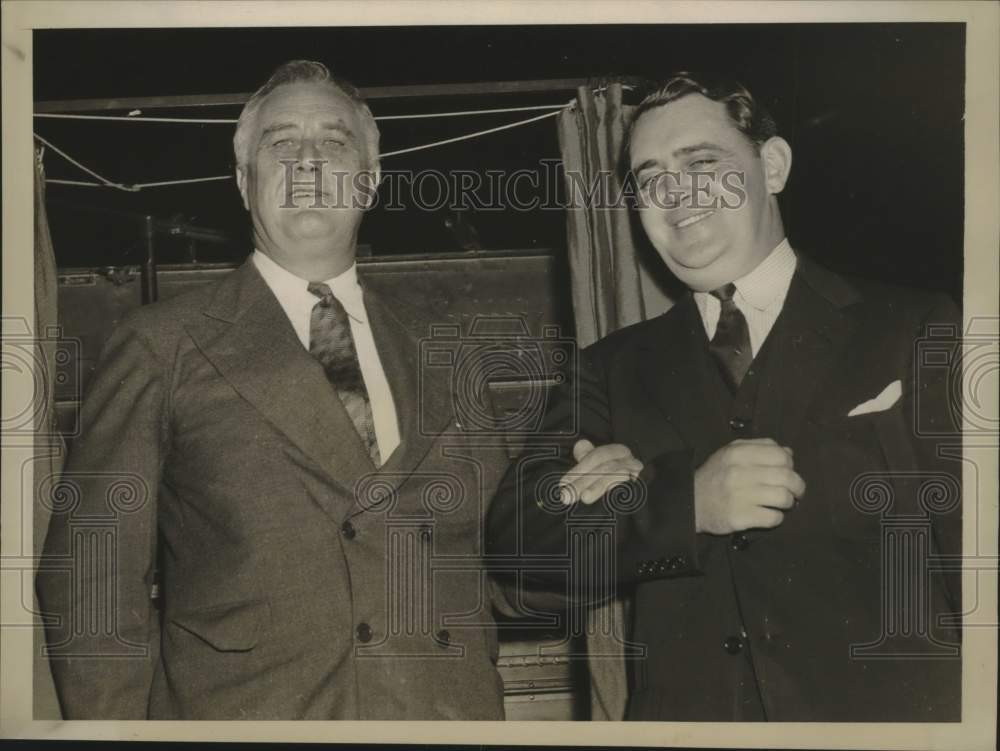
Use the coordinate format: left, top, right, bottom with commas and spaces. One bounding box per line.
637, 294, 731, 464
635, 255, 863, 457
186, 260, 375, 512
759, 255, 862, 445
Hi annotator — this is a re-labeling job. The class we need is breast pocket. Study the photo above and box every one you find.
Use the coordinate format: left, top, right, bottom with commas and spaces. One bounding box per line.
796, 412, 893, 539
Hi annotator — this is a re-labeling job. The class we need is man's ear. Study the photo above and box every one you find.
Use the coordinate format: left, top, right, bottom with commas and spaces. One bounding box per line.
760, 136, 792, 195
236, 164, 249, 211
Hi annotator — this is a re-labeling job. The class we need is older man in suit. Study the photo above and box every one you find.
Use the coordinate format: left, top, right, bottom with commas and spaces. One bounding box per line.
37, 60, 509, 720
487, 73, 962, 721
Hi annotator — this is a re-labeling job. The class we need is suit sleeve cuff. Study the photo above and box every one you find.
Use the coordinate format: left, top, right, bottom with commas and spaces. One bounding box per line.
606, 449, 701, 583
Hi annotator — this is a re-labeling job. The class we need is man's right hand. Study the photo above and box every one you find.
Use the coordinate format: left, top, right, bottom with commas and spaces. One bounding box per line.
694, 438, 806, 535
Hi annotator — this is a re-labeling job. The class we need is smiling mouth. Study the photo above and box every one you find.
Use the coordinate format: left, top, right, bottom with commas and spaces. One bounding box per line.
674, 211, 715, 229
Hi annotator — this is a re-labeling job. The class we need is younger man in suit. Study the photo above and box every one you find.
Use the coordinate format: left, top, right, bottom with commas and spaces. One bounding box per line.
487, 72, 963, 721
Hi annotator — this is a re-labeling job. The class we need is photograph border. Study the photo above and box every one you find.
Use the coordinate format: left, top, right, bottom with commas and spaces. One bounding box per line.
3, 1, 997, 747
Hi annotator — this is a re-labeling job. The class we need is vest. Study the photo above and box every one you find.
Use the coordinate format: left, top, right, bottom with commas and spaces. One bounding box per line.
694, 312, 788, 720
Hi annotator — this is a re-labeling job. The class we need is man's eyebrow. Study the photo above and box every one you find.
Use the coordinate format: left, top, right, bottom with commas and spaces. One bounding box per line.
632, 142, 732, 172
317, 120, 353, 133
673, 142, 730, 157
260, 122, 297, 138
632, 158, 664, 173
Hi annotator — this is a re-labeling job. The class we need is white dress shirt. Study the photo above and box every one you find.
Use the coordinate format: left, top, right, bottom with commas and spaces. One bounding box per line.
694, 239, 798, 357
252, 250, 401, 461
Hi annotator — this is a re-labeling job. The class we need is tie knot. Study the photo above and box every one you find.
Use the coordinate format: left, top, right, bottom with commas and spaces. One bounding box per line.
307, 281, 335, 304
710, 283, 738, 303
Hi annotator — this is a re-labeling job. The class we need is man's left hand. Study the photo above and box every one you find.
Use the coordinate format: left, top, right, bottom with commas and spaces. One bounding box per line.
558, 439, 643, 505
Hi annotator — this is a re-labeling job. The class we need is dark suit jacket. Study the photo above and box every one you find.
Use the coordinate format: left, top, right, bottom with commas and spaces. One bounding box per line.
37, 258, 511, 720
487, 256, 962, 721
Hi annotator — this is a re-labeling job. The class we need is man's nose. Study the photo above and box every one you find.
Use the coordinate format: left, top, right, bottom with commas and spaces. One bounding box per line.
295, 140, 321, 171
653, 171, 691, 208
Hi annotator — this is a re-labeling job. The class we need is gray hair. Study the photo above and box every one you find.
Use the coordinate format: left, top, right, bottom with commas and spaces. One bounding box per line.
233, 60, 380, 169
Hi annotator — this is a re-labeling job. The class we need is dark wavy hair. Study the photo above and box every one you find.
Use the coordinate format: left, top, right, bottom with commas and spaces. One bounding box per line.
627, 72, 778, 152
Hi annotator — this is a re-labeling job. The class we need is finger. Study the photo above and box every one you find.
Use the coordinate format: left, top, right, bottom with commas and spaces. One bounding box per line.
561, 459, 641, 504
564, 443, 635, 477
560, 484, 578, 505
730, 443, 794, 468
559, 445, 641, 506
746, 507, 784, 529
589, 457, 644, 477
560, 471, 601, 503
752, 485, 795, 510
757, 467, 807, 497
561, 471, 624, 505
580, 474, 636, 504
572, 439, 595, 464
560, 462, 620, 501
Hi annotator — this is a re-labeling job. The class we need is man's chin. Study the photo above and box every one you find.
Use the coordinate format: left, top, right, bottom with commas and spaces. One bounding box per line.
281, 212, 342, 239
660, 249, 729, 290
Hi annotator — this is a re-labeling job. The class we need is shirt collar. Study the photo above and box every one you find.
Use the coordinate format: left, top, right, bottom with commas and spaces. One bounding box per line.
731, 238, 797, 312
252, 249, 367, 323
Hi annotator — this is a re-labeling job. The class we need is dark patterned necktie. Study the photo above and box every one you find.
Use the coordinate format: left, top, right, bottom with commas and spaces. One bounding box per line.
708, 283, 753, 392
307, 282, 381, 465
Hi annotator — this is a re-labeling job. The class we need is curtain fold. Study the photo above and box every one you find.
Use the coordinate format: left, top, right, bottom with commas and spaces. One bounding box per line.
33, 147, 64, 719
558, 84, 675, 348
556, 84, 677, 720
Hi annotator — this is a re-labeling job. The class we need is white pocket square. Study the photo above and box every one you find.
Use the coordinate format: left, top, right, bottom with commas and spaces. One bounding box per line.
847, 380, 902, 417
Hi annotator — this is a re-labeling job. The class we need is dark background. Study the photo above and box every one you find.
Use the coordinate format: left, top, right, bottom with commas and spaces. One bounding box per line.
34, 24, 965, 301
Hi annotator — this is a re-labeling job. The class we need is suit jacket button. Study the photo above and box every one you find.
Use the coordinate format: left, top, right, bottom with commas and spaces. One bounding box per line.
668, 555, 686, 571
341, 520, 356, 540
655, 557, 668, 574
730, 533, 749, 551
356, 622, 373, 643
729, 417, 749, 432
723, 635, 743, 655
436, 629, 451, 647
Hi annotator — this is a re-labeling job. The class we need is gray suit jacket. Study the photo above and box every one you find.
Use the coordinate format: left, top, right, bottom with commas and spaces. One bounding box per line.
38, 258, 511, 720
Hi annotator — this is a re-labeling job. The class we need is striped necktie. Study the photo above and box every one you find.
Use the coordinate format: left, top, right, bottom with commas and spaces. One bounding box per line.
307, 282, 381, 465
708, 283, 753, 392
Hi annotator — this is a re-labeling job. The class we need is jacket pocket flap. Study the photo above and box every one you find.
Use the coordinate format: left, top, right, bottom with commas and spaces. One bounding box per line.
169, 599, 269, 652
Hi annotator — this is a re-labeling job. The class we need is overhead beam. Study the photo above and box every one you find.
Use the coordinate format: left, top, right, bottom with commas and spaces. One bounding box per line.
34, 77, 637, 114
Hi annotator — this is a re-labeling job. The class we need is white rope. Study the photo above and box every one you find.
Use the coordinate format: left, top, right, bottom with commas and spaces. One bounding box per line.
132, 175, 232, 188
36, 132, 233, 190
379, 103, 567, 120
36, 113, 238, 124
33, 101, 567, 125
46, 178, 106, 187
33, 132, 135, 191
39, 99, 572, 189
381, 108, 561, 158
